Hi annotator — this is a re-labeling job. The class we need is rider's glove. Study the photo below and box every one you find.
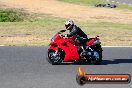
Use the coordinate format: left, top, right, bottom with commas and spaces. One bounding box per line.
65, 34, 67, 37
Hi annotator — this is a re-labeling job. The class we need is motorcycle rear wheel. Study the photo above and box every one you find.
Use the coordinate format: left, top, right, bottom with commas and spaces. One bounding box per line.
91, 48, 102, 65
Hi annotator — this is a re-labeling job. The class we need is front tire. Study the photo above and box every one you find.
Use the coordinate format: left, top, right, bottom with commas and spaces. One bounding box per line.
47, 50, 64, 65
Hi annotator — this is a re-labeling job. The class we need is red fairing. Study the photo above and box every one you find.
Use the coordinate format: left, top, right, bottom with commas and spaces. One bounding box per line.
86, 37, 100, 46
49, 33, 79, 62
59, 42, 79, 61
86, 38, 95, 46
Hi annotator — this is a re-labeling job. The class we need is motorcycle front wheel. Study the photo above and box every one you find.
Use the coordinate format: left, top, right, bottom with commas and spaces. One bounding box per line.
47, 50, 64, 65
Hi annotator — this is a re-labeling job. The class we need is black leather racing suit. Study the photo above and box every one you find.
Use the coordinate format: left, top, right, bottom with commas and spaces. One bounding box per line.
67, 25, 88, 46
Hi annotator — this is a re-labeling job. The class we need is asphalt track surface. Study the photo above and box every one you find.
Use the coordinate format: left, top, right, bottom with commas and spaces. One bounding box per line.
0, 46, 132, 88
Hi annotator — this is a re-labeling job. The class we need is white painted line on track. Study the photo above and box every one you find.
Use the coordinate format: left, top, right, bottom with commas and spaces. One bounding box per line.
0, 45, 5, 46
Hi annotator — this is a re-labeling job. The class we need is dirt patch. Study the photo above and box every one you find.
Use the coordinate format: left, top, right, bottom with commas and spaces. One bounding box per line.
1, 0, 132, 23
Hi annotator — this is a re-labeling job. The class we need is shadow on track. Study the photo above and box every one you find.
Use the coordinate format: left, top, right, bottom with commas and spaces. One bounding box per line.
102, 59, 132, 65
49, 59, 132, 65
51, 62, 101, 65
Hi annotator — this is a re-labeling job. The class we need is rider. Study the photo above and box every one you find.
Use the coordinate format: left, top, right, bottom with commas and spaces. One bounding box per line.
65, 19, 88, 45
65, 19, 89, 53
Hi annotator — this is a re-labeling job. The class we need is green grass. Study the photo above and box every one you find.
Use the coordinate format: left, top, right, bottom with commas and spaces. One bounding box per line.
0, 8, 28, 22
0, 15, 65, 36
118, 4, 132, 10
58, 0, 132, 10
78, 21, 132, 46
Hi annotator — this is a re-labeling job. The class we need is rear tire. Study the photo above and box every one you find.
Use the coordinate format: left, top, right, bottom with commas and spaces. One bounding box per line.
96, 49, 102, 64
91, 44, 103, 65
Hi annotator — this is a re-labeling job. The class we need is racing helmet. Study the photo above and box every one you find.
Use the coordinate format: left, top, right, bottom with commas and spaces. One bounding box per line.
65, 19, 74, 30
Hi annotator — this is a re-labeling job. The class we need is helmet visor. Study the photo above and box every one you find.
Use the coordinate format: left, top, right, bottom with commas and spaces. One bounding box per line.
65, 24, 71, 30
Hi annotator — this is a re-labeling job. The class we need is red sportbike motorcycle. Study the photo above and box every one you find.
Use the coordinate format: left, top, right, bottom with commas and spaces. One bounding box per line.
47, 30, 102, 65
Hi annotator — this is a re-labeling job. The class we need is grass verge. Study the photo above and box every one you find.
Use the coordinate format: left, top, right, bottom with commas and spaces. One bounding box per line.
0, 15, 132, 46
0, 13, 66, 46
0, 7, 131, 46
